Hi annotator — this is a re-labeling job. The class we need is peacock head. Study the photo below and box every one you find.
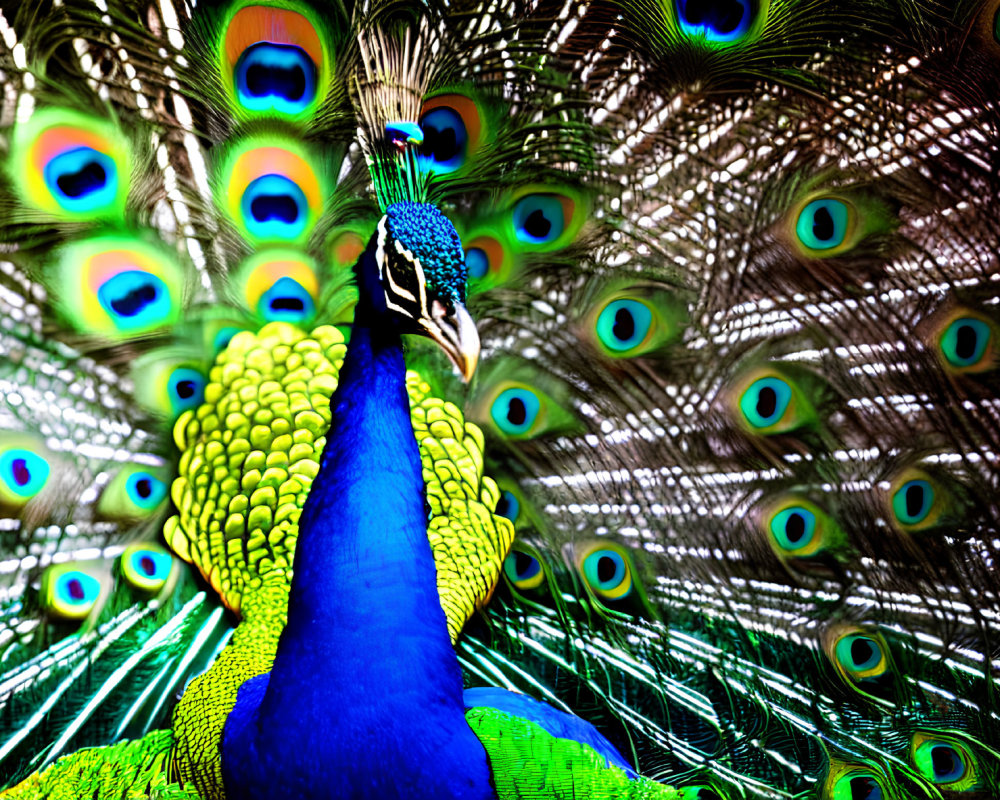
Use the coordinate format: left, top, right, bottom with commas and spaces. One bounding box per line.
373, 201, 480, 380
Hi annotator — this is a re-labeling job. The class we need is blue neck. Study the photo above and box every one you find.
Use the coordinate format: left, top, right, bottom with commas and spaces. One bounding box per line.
222, 247, 494, 799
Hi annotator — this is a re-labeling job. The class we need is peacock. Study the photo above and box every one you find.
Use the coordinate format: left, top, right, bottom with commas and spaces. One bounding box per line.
0, 0, 998, 798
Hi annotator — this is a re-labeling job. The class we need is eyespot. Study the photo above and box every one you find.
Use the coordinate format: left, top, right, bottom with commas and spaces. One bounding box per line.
53, 236, 183, 338
675, 0, 757, 43
131, 357, 207, 419
329, 229, 369, 271
931, 311, 998, 374
835, 634, 884, 674
596, 299, 653, 353
462, 236, 511, 288
739, 376, 791, 429
783, 191, 894, 259
579, 545, 633, 600
236, 43, 317, 115
795, 198, 852, 251
829, 771, 886, 800
120, 543, 176, 592
44, 147, 118, 213
465, 247, 489, 279
222, 4, 329, 120
10, 108, 129, 219
911, 733, 980, 790
495, 490, 520, 522
892, 479, 933, 526
240, 250, 319, 325
770, 505, 816, 551
99, 466, 168, 519
886, 468, 959, 534
735, 369, 819, 436
511, 194, 570, 246
418, 94, 483, 175
218, 140, 323, 245
490, 386, 542, 437
0, 447, 51, 505
242, 174, 310, 240
503, 549, 544, 591
41, 564, 106, 620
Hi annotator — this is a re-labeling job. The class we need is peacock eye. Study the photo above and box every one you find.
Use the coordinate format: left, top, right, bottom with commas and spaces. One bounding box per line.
419, 107, 468, 172
11, 109, 130, 219
578, 544, 633, 601
462, 236, 510, 287
219, 141, 323, 246
911, 733, 980, 790
503, 549, 544, 591
241, 174, 310, 240
829, 629, 890, 686
736, 375, 809, 433
222, 5, 328, 120
98, 465, 168, 519
490, 386, 542, 437
769, 505, 816, 552
241, 251, 320, 326
595, 299, 654, 354
675, 0, 756, 42
891, 479, 933, 526
795, 197, 852, 252
235, 43, 318, 115
41, 564, 105, 620
127, 472, 167, 510
121, 544, 176, 592
495, 490, 520, 522
55, 236, 183, 338
835, 634, 883, 673
0, 448, 51, 503
168, 367, 207, 416
465, 247, 490, 279
829, 772, 885, 800
886, 468, 959, 534
512, 194, 568, 245
937, 315, 996, 373
418, 94, 483, 174
97, 271, 171, 331
44, 147, 118, 212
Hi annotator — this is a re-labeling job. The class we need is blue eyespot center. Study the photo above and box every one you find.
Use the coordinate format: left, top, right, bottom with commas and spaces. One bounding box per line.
739, 377, 792, 429
465, 248, 489, 279
258, 276, 315, 324
941, 317, 990, 368
504, 551, 541, 584
770, 507, 815, 551
512, 195, 566, 245
0, 449, 50, 498
596, 299, 653, 353
675, 0, 754, 42
126, 472, 167, 510
582, 549, 631, 597
44, 147, 118, 211
849, 776, 882, 800
419, 107, 467, 172
55, 571, 101, 608
930, 745, 963, 782
796, 198, 850, 251
242, 175, 308, 239
836, 634, 882, 673
168, 367, 206, 415
490, 387, 542, 436
236, 43, 317, 115
892, 479, 934, 525
495, 490, 520, 522
97, 271, 170, 329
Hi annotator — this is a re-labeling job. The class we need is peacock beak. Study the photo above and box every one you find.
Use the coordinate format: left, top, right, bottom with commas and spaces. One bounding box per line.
420, 299, 480, 382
